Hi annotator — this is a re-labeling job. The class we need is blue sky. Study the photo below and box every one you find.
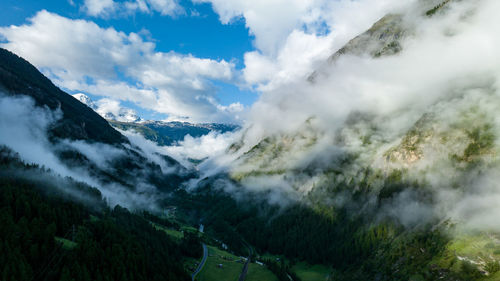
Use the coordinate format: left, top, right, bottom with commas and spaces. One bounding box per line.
0, 0, 254, 65
0, 0, 259, 121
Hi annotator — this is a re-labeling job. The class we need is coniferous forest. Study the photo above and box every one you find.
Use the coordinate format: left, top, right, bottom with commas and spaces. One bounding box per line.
0, 148, 191, 281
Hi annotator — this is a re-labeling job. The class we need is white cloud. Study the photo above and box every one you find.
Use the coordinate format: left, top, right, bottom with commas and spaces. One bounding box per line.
202, 0, 500, 220
0, 10, 240, 122
145, 0, 183, 16
73, 93, 142, 122
166, 131, 239, 166
197, 0, 414, 90
193, 0, 314, 55
83, 0, 184, 18
242, 30, 334, 91
83, 0, 116, 17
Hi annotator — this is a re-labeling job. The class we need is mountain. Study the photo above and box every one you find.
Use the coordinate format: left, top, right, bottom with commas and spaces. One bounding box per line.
110, 120, 239, 146
0, 48, 127, 145
0, 49, 202, 281
0, 146, 193, 281
72, 93, 239, 146
72, 93, 142, 123
0, 47, 195, 194
227, 0, 456, 192
186, 1, 500, 279
72, 93, 97, 110
308, 13, 405, 82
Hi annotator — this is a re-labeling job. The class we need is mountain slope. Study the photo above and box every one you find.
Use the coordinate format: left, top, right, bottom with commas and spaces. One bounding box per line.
227, 0, 462, 195
0, 146, 192, 281
186, 1, 500, 279
0, 47, 195, 201
110, 120, 239, 146
0, 48, 126, 145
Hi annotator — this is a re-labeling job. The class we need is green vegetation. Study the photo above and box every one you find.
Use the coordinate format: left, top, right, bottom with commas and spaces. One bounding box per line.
172, 172, 458, 281
0, 148, 191, 281
431, 233, 500, 279
426, 0, 451, 16
463, 125, 495, 160
54, 237, 77, 250
151, 222, 184, 240
246, 263, 279, 281
452, 124, 495, 163
374, 41, 402, 57
291, 262, 330, 281
196, 246, 244, 281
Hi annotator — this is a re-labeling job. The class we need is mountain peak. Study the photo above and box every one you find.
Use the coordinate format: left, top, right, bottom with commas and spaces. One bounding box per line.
71, 93, 142, 123
72, 93, 97, 110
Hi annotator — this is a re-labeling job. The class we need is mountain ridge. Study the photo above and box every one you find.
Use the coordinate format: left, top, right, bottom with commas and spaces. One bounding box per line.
0, 48, 127, 145
72, 93, 239, 146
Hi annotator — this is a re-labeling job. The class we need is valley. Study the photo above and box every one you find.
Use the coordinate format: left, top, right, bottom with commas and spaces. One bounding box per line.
2, 0, 500, 280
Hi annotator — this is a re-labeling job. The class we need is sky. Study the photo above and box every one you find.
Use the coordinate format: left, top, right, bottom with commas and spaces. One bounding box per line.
0, 0, 409, 123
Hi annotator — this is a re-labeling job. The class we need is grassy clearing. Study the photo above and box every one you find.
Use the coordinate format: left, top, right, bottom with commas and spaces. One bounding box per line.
55, 237, 77, 250
150, 222, 184, 240
291, 262, 330, 281
182, 225, 199, 233
246, 263, 279, 281
196, 246, 244, 281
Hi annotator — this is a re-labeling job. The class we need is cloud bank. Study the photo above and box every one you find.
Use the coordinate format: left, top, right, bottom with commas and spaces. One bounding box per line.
197, 0, 415, 91
189, 0, 500, 232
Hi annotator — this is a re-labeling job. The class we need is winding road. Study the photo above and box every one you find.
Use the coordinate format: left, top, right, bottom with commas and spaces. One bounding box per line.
191, 243, 208, 281
237, 242, 253, 281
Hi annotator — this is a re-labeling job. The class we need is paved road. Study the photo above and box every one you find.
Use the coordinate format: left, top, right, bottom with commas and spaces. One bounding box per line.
192, 243, 208, 281
237, 243, 253, 281
237, 258, 250, 281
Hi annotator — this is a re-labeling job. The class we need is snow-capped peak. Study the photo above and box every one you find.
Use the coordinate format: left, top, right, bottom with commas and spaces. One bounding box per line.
72, 93, 97, 110
72, 93, 142, 123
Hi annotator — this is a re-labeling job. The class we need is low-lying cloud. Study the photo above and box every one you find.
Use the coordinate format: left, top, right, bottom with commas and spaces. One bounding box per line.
0, 92, 182, 211
190, 0, 500, 231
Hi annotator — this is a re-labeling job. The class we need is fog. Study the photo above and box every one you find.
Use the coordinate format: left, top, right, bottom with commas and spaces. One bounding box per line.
0, 92, 180, 211
188, 0, 500, 231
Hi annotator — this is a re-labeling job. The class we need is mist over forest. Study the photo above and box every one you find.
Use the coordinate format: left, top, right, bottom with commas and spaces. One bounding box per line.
2, 1, 500, 281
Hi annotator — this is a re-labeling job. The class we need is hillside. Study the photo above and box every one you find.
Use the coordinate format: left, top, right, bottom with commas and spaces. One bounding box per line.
0, 47, 195, 199
178, 1, 500, 279
0, 48, 126, 145
0, 147, 193, 281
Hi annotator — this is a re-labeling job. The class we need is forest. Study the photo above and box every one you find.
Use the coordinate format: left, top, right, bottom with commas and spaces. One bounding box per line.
0, 146, 196, 281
